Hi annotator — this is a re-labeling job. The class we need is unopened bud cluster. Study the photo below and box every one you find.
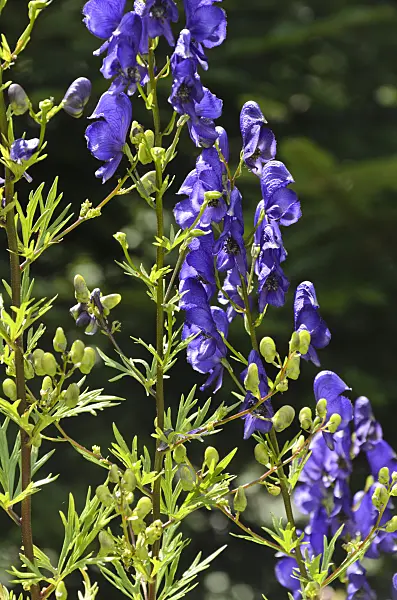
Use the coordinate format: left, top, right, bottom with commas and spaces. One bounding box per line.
70, 274, 121, 335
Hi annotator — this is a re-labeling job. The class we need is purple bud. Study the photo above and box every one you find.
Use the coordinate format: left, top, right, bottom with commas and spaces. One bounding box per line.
8, 83, 30, 115
76, 311, 92, 328
62, 77, 92, 118
10, 138, 39, 163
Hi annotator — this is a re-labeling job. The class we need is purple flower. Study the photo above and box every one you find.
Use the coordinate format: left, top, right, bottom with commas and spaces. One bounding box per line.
85, 91, 132, 183
83, 0, 126, 41
352, 485, 397, 558
314, 370, 352, 431
260, 160, 301, 227
214, 216, 247, 276
347, 563, 376, 600
180, 232, 216, 300
240, 350, 273, 439
257, 260, 289, 311
294, 281, 331, 367
135, 0, 178, 47
218, 267, 244, 322
353, 396, 383, 455
10, 138, 39, 163
240, 101, 276, 176
275, 556, 301, 599
62, 77, 92, 118
184, 0, 226, 48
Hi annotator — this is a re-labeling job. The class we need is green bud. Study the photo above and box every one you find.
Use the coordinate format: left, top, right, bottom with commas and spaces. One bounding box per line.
276, 379, 288, 393
392, 471, 397, 483
53, 327, 67, 352
31, 433, 42, 448
125, 491, 135, 505
298, 329, 311, 355
292, 435, 305, 454
289, 331, 300, 353
179, 465, 196, 492
79, 347, 96, 374
203, 190, 222, 204
74, 274, 90, 303
64, 383, 79, 408
98, 530, 115, 554
272, 405, 295, 432
55, 581, 68, 600
299, 407, 312, 431
204, 446, 219, 470
138, 131, 154, 164
122, 469, 137, 492
244, 363, 260, 398
101, 293, 121, 312
286, 355, 300, 381
372, 484, 389, 510
135, 496, 153, 518
304, 581, 320, 599
24, 359, 35, 380
114, 231, 128, 249
316, 398, 327, 418
41, 352, 57, 377
145, 519, 163, 544
41, 375, 53, 394
39, 97, 54, 113
151, 146, 165, 163
130, 120, 144, 144
32, 348, 45, 376
3, 378, 17, 401
8, 83, 30, 115
327, 413, 342, 434
378, 467, 390, 485
109, 464, 120, 483
254, 443, 269, 466
96, 484, 114, 507
70, 339, 85, 364
233, 486, 247, 513
259, 336, 277, 363
129, 516, 146, 535
173, 444, 187, 464
267, 484, 281, 496
386, 516, 397, 533
139, 170, 157, 195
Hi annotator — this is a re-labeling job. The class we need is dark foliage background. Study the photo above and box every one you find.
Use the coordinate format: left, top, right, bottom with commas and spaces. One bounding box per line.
2, 0, 397, 598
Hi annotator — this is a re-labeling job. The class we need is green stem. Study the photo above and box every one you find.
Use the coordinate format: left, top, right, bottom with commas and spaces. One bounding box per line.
0, 75, 40, 600
148, 42, 165, 600
239, 273, 308, 584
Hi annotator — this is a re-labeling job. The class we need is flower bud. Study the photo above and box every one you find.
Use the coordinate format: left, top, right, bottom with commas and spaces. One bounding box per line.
259, 336, 277, 363
55, 581, 67, 600
139, 170, 157, 196
254, 443, 269, 466
53, 327, 67, 353
267, 484, 281, 496
130, 120, 144, 144
204, 446, 219, 470
41, 375, 53, 394
173, 444, 187, 464
64, 383, 79, 408
100, 293, 121, 312
98, 530, 115, 555
2, 378, 17, 401
299, 407, 312, 431
8, 83, 30, 115
114, 231, 128, 249
79, 347, 96, 374
109, 464, 120, 483
286, 355, 300, 381
298, 329, 311, 355
39, 98, 54, 113
74, 274, 90, 303
272, 405, 295, 432
70, 339, 85, 364
62, 77, 91, 118
276, 379, 288, 393
135, 496, 153, 518
32, 348, 45, 375
96, 484, 114, 507
378, 467, 390, 485
233, 486, 247, 513
304, 582, 320, 599
145, 519, 163, 544
244, 363, 260, 398
24, 358, 35, 380
372, 484, 389, 510
31, 433, 42, 448
129, 516, 146, 535
84, 316, 98, 336
41, 352, 57, 377
178, 465, 196, 492
327, 413, 342, 434
289, 331, 300, 353
292, 435, 305, 454
316, 398, 327, 418
138, 130, 154, 164
122, 469, 136, 492
386, 516, 397, 533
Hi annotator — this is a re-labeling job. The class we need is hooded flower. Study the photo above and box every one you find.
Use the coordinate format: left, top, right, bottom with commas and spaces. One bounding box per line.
180, 231, 216, 300
10, 138, 39, 163
294, 281, 331, 367
85, 91, 132, 183
260, 160, 301, 227
62, 77, 92, 118
83, 0, 126, 41
240, 350, 273, 439
240, 101, 276, 175
135, 0, 178, 47
346, 563, 376, 600
314, 370, 352, 432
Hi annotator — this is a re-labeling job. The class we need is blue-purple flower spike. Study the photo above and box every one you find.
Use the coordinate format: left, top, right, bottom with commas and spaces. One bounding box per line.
294, 281, 331, 366
240, 101, 276, 176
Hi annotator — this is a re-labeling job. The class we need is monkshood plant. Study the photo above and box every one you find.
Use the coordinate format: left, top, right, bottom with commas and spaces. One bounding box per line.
1, 1, 397, 600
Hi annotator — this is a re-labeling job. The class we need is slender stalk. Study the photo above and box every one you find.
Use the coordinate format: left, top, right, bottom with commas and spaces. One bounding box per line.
148, 42, 165, 600
0, 76, 40, 600
239, 273, 308, 583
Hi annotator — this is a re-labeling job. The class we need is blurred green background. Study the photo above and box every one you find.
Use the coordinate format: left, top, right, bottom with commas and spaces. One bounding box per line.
3, 0, 397, 598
